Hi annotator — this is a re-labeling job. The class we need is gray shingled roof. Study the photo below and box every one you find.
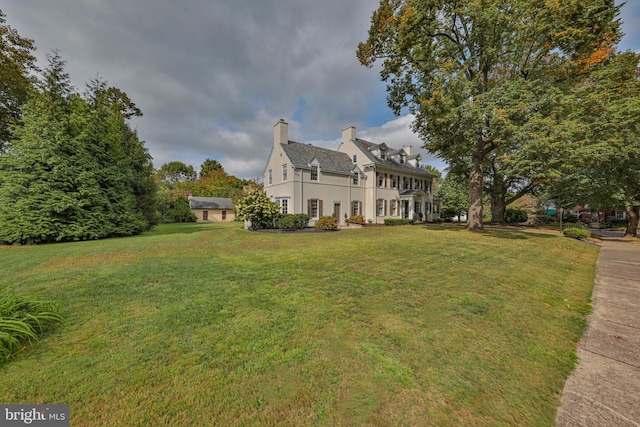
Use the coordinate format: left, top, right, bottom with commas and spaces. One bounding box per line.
281, 141, 354, 175
354, 139, 434, 177
188, 197, 235, 209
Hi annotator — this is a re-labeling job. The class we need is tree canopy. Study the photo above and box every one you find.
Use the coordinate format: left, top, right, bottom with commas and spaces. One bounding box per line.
357, 0, 623, 230
0, 9, 37, 151
0, 53, 157, 244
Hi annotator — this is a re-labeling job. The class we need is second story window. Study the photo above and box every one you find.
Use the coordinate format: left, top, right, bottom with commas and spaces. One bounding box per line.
282, 164, 287, 181
392, 175, 398, 188
310, 165, 318, 181
378, 172, 384, 187
353, 173, 359, 185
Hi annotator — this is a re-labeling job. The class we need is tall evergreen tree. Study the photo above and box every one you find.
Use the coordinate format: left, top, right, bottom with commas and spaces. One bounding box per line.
0, 54, 157, 244
0, 9, 37, 152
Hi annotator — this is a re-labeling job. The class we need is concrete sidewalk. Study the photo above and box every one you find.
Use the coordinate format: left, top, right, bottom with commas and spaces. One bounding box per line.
556, 233, 640, 426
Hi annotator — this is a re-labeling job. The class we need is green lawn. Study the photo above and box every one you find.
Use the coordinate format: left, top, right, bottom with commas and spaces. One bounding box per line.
0, 222, 598, 426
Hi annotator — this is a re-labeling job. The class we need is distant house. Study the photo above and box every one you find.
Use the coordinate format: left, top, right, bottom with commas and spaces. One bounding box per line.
188, 196, 235, 222
264, 119, 439, 225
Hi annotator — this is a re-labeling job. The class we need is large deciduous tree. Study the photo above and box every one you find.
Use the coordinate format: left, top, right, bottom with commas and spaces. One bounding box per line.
357, 0, 622, 230
542, 51, 640, 237
157, 161, 197, 186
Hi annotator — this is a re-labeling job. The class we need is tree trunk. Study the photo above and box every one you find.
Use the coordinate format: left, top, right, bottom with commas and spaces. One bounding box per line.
490, 174, 507, 223
624, 204, 639, 238
467, 144, 484, 231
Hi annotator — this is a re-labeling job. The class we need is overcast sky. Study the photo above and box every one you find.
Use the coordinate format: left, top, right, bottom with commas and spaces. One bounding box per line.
3, 1, 639, 179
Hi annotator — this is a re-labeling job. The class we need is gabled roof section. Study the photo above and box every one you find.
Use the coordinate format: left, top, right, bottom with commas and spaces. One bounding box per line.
354, 138, 434, 177
189, 197, 235, 210
281, 141, 353, 175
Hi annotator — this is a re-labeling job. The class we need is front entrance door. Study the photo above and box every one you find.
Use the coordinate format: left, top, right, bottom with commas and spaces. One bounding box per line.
403, 201, 410, 218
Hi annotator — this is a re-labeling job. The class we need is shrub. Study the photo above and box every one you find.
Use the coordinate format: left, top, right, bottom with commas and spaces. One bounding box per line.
316, 216, 339, 231
563, 228, 590, 240
1, 290, 64, 363
602, 218, 628, 229
532, 215, 556, 225
384, 218, 415, 225
505, 208, 528, 224
348, 215, 365, 225
236, 190, 281, 229
278, 214, 309, 230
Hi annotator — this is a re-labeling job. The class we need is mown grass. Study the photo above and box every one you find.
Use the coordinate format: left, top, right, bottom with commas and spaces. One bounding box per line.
0, 222, 598, 426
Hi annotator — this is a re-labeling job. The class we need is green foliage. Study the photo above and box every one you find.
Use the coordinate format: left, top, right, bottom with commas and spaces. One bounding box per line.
199, 158, 223, 177
602, 218, 628, 229
156, 161, 197, 186
0, 10, 37, 151
357, 0, 622, 230
563, 228, 590, 240
0, 55, 157, 244
277, 214, 309, 230
157, 193, 196, 223
437, 173, 467, 221
236, 190, 281, 229
384, 218, 414, 225
504, 208, 528, 224
0, 290, 64, 363
315, 216, 339, 231
348, 215, 365, 225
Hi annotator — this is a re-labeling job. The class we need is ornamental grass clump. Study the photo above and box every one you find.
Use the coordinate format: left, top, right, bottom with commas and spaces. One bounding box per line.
0, 290, 64, 362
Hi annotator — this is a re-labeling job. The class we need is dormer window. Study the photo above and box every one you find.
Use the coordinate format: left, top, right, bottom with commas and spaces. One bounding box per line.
310, 165, 318, 181
400, 154, 405, 164
380, 149, 387, 160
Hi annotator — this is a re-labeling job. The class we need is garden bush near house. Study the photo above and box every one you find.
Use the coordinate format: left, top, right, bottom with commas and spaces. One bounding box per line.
236, 190, 281, 229
1, 291, 64, 363
563, 228, 590, 240
602, 218, 628, 229
316, 216, 339, 231
505, 208, 528, 224
277, 214, 310, 230
384, 218, 415, 225
348, 215, 365, 225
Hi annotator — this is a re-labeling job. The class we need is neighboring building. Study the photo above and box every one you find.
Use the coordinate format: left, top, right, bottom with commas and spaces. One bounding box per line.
188, 196, 235, 222
264, 119, 438, 225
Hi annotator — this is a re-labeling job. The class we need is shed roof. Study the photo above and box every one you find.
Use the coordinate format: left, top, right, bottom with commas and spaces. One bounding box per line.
188, 197, 235, 210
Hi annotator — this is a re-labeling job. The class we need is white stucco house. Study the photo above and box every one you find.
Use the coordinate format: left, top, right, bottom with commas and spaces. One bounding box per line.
264, 119, 438, 226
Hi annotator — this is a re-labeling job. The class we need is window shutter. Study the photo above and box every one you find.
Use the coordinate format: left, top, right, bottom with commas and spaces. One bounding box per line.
384, 200, 388, 216
359, 201, 362, 216
319, 200, 323, 217
307, 199, 311, 216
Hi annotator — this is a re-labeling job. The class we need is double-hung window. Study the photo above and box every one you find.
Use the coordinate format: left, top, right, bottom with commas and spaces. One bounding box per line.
282, 164, 287, 181
310, 165, 318, 181
268, 169, 272, 185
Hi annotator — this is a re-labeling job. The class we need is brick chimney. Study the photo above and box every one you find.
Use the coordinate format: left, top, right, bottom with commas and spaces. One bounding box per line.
274, 119, 288, 147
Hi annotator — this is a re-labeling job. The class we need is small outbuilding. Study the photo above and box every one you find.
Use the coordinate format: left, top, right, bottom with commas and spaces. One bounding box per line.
188, 196, 236, 222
